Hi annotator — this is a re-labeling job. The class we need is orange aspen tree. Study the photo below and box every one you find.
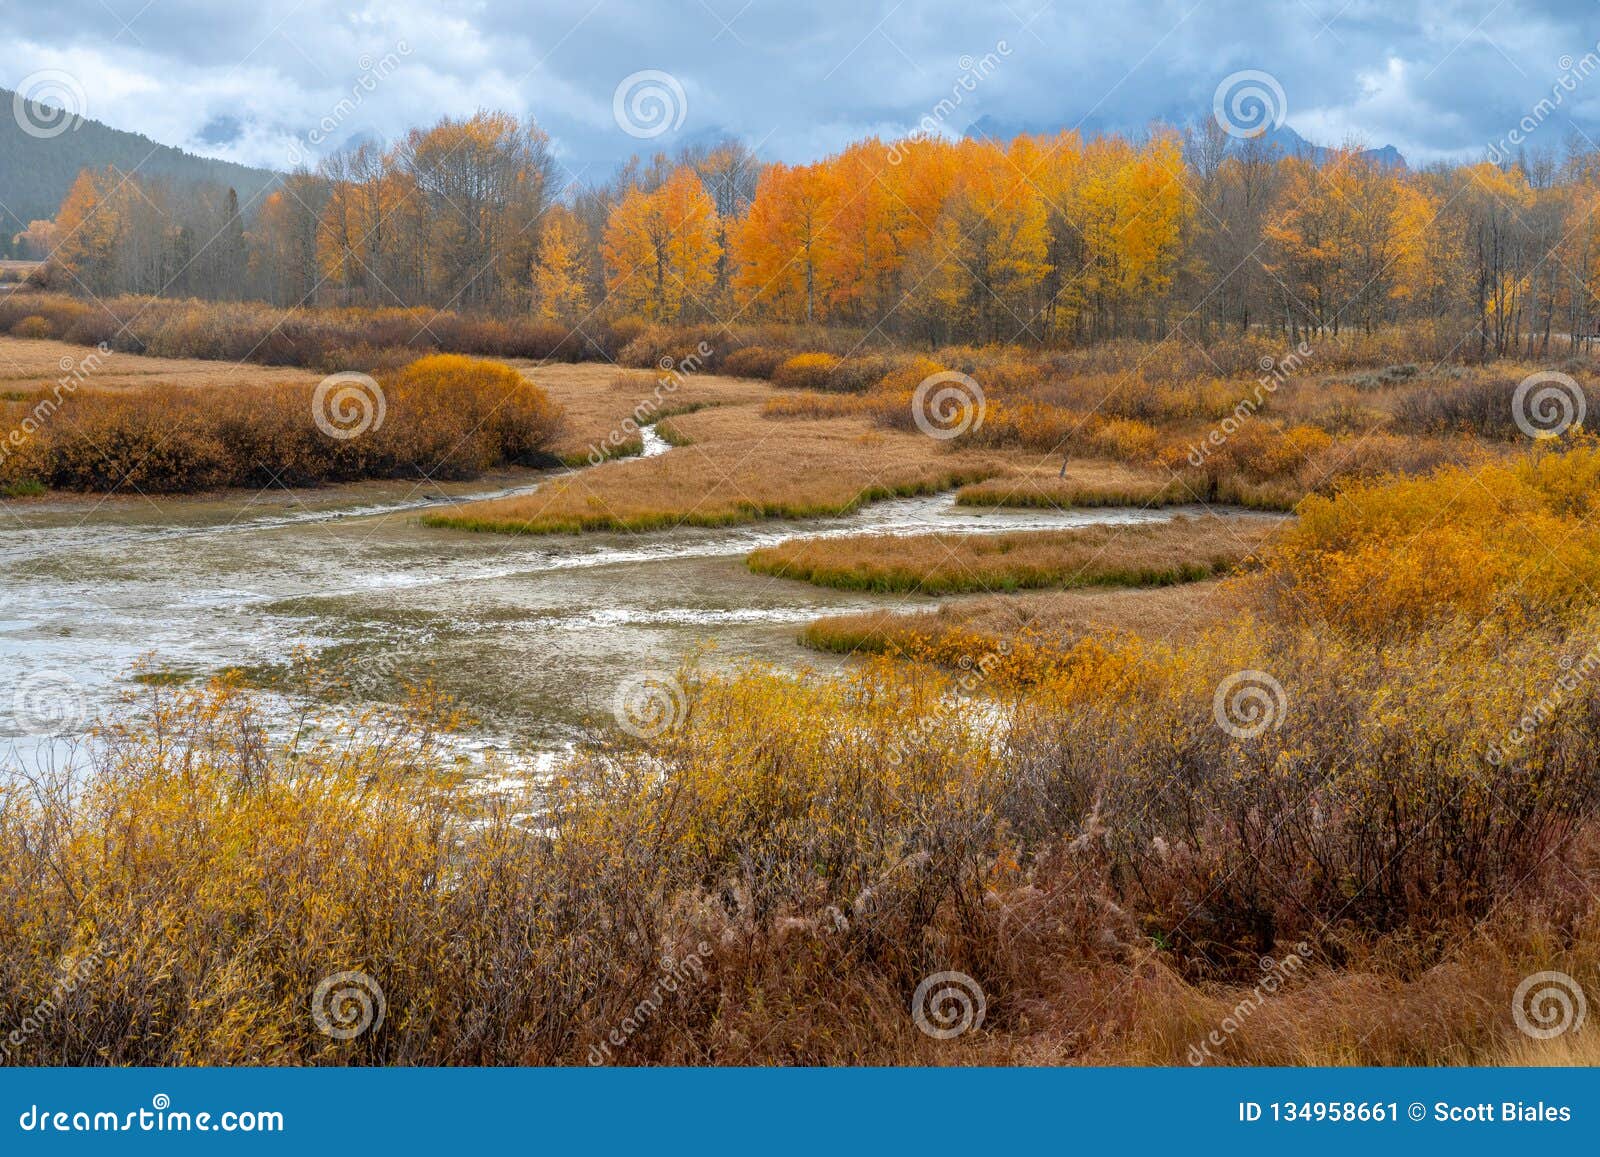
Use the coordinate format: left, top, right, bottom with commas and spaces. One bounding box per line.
602, 167, 722, 321
732, 162, 838, 322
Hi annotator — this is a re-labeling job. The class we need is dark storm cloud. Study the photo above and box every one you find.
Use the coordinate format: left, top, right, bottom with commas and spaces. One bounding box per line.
196, 113, 243, 145
5, 0, 1599, 174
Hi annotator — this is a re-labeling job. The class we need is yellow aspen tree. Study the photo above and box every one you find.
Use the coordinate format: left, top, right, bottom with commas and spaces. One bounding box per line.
532, 205, 591, 322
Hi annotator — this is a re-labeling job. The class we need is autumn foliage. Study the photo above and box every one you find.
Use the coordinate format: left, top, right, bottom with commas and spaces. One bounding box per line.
603, 169, 722, 323
41, 113, 1589, 358
14, 107, 1600, 1069
6, 517, 1600, 1062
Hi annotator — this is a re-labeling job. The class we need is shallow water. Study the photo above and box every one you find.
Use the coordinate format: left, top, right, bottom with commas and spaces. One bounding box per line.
0, 459, 1229, 772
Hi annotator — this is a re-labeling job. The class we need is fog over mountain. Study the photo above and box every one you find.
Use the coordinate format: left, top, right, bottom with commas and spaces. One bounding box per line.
0, 88, 279, 243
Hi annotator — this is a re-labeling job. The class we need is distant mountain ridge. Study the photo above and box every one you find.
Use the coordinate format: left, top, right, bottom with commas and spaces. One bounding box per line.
965, 114, 1408, 169
0, 89, 280, 255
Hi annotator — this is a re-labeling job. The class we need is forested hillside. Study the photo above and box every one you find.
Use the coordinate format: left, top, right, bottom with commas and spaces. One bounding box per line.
0, 88, 278, 256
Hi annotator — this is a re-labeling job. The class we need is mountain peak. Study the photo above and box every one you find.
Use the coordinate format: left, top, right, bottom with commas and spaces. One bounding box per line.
964, 113, 1407, 170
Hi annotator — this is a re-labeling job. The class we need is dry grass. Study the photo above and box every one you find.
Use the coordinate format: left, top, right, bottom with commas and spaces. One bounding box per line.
0, 340, 771, 482
748, 515, 1274, 594
0, 292, 634, 368
0, 335, 318, 392
1088, 912, 1600, 1065
7, 306, 1600, 1068
0, 324, 1519, 521
515, 362, 771, 464
424, 404, 1015, 534
800, 580, 1241, 659
14, 452, 1600, 1066
955, 458, 1206, 509
750, 352, 1495, 514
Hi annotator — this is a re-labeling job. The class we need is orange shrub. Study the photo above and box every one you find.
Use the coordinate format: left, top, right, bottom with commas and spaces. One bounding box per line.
385, 354, 563, 474
26, 355, 561, 493
1199, 422, 1332, 481
872, 355, 945, 395
719, 346, 786, 378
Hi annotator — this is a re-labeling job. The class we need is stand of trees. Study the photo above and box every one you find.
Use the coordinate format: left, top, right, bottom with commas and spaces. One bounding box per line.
31, 109, 1600, 357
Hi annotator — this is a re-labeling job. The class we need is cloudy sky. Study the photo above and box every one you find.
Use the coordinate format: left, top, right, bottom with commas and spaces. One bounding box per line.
6, 0, 1600, 180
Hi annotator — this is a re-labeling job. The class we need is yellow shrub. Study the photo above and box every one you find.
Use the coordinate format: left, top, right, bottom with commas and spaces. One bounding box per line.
977, 399, 1085, 450
872, 355, 945, 396
1263, 447, 1600, 637
1090, 418, 1161, 462
772, 352, 842, 390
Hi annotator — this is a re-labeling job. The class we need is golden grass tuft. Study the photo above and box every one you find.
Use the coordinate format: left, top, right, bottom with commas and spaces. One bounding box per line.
798, 581, 1241, 677
748, 515, 1275, 594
